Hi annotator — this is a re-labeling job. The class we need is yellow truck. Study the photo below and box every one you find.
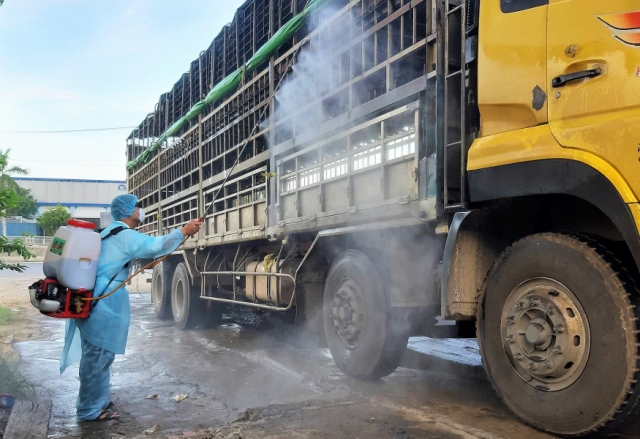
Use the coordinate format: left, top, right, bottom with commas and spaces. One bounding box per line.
126, 0, 640, 435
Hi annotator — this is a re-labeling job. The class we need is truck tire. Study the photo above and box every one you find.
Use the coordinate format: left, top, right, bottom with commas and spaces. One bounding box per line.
477, 233, 640, 437
323, 250, 409, 380
151, 261, 174, 320
171, 262, 203, 330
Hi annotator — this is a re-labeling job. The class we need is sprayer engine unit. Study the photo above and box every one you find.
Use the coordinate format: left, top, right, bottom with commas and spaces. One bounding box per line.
27, 218, 100, 319
29, 278, 93, 319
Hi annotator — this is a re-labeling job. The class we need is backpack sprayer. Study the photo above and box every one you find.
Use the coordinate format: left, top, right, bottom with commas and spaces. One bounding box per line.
29, 219, 108, 319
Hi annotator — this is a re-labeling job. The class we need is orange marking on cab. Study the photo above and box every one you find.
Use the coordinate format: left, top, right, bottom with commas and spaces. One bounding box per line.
616, 31, 640, 46
599, 11, 640, 30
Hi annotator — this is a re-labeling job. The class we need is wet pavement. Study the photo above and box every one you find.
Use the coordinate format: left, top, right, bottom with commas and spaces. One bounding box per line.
11, 290, 546, 439
7, 266, 637, 439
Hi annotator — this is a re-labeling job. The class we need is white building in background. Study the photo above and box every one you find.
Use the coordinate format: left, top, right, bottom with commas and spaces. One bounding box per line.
14, 178, 127, 221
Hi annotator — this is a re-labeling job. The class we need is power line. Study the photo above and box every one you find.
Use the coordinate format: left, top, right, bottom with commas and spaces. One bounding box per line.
13, 157, 125, 167
15, 159, 123, 163
24, 163, 124, 167
0, 126, 136, 134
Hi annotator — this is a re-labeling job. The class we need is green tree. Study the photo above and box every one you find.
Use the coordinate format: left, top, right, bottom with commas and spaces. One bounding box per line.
0, 149, 28, 191
37, 205, 71, 236
0, 189, 34, 272
0, 154, 34, 272
6, 187, 37, 218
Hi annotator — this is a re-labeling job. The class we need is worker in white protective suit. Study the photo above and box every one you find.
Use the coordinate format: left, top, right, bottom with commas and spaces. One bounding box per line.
60, 194, 201, 421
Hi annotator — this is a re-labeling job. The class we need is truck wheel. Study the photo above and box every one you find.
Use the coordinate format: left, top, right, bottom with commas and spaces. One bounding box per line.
151, 261, 173, 320
171, 263, 203, 330
323, 250, 409, 380
477, 233, 640, 437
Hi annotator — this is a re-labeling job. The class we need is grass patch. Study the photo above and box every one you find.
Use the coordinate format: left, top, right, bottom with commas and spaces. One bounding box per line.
0, 306, 17, 325
0, 355, 35, 399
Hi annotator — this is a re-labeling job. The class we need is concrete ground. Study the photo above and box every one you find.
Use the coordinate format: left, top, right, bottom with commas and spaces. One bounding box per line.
2, 263, 638, 439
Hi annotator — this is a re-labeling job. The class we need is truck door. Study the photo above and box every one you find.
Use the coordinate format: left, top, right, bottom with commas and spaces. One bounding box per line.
477, 0, 548, 137
547, 2, 640, 199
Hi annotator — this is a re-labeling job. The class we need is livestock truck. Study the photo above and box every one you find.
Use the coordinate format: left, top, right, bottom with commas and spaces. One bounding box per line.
125, 0, 640, 436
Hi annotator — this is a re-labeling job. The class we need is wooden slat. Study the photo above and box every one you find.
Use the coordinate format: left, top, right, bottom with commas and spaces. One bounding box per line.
4, 400, 51, 439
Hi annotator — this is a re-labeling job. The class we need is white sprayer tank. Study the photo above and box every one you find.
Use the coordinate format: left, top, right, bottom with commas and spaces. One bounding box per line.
43, 219, 101, 290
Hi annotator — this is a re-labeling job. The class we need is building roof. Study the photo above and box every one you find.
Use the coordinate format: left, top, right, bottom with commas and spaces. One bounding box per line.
15, 178, 127, 208
13, 177, 125, 184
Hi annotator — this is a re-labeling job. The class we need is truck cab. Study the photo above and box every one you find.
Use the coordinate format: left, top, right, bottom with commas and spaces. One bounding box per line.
446, 1, 640, 436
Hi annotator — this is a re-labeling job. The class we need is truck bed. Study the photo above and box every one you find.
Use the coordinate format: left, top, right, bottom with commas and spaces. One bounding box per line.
127, 0, 438, 248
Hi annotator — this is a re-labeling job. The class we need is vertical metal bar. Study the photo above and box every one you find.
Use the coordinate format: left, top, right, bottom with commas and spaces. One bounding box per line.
211, 41, 216, 89
400, 8, 405, 51
431, 0, 445, 221
232, 245, 241, 301
414, 108, 420, 191
380, 119, 387, 200
199, 53, 204, 100
156, 140, 163, 235
386, 1, 392, 92
347, 130, 353, 208
268, 56, 277, 228
271, 243, 285, 305
252, 1, 257, 57
216, 257, 226, 295
269, 0, 275, 38
319, 138, 325, 213
222, 26, 228, 77
249, 259, 256, 303
443, 0, 449, 208
202, 271, 207, 299
236, 15, 241, 72
459, 0, 467, 209
198, 113, 204, 236
295, 157, 301, 218
165, 94, 169, 136
431, 0, 437, 32
413, 6, 417, 44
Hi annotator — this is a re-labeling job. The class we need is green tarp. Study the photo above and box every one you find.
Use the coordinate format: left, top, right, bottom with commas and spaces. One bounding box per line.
245, 14, 305, 71
127, 0, 332, 170
204, 68, 245, 105
184, 100, 207, 122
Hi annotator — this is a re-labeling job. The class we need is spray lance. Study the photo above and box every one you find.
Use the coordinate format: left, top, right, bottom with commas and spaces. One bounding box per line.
31, 158, 250, 319
29, 29, 307, 318
80, 33, 309, 308
27, 217, 203, 319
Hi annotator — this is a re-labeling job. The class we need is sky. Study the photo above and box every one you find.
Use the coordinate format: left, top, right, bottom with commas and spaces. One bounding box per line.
0, 0, 245, 181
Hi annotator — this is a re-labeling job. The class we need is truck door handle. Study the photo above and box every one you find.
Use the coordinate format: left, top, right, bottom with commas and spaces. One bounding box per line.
552, 68, 601, 88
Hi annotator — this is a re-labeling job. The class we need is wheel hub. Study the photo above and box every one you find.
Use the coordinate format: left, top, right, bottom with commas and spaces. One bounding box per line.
524, 318, 552, 347
501, 278, 590, 392
331, 278, 367, 349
